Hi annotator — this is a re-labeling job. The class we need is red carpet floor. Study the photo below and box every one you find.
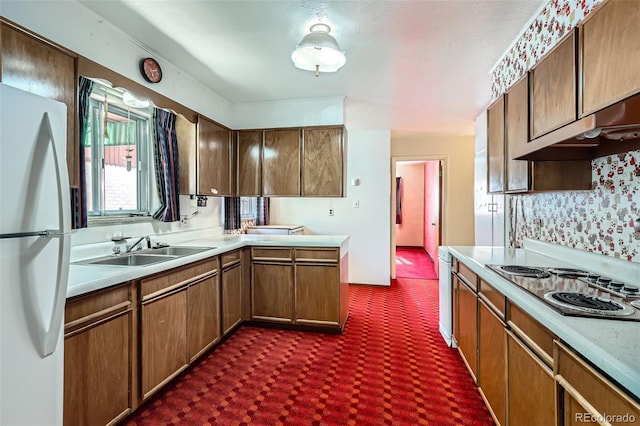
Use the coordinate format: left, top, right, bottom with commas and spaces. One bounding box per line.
396, 247, 438, 280
123, 279, 493, 425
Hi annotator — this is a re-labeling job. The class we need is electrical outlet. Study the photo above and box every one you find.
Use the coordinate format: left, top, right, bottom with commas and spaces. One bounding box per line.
197, 196, 207, 207
329, 208, 335, 216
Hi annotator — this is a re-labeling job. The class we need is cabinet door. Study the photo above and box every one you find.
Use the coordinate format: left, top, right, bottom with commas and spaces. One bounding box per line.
478, 301, 506, 426
530, 31, 577, 139
581, 0, 640, 115
187, 274, 220, 362
236, 130, 262, 196
251, 262, 294, 322
222, 263, 243, 335
197, 116, 233, 196
262, 129, 300, 196
302, 127, 343, 196
507, 331, 555, 426
505, 76, 530, 193
1, 22, 78, 187
487, 97, 505, 193
64, 312, 131, 426
457, 275, 478, 380
295, 264, 339, 325
141, 290, 188, 399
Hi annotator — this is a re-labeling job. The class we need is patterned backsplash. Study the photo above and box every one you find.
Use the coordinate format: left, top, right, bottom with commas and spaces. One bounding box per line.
512, 150, 640, 262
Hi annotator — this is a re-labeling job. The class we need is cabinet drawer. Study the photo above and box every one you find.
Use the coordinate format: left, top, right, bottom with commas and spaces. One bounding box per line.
457, 262, 478, 291
294, 248, 339, 263
554, 341, 640, 422
251, 247, 293, 262
141, 258, 217, 300
479, 279, 505, 319
221, 250, 241, 268
508, 303, 556, 367
65, 283, 131, 333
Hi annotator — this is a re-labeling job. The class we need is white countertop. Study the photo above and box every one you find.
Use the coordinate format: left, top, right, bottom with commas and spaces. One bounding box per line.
68, 234, 348, 299
447, 245, 640, 400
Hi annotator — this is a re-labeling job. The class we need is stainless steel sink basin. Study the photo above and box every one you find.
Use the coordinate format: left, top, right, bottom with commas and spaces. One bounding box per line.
146, 246, 213, 256
87, 254, 176, 266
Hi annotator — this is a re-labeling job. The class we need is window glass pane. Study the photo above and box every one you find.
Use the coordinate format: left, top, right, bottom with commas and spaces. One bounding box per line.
104, 113, 138, 212
240, 197, 257, 218
84, 106, 95, 213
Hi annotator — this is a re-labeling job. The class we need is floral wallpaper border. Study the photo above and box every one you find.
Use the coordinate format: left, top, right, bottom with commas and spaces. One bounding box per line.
491, 0, 604, 99
512, 150, 640, 262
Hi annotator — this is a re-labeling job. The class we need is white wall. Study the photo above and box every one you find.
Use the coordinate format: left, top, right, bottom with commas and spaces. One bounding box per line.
1, 0, 232, 126
232, 97, 345, 129
271, 130, 391, 286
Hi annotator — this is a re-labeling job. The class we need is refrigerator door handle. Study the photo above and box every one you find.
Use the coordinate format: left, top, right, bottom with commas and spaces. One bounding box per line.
42, 112, 71, 234
41, 233, 70, 357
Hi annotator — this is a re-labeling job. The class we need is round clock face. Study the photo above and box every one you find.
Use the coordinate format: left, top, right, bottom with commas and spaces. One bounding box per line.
140, 57, 162, 83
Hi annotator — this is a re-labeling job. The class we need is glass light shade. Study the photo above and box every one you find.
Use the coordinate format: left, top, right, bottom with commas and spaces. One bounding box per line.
291, 23, 346, 73
122, 90, 151, 108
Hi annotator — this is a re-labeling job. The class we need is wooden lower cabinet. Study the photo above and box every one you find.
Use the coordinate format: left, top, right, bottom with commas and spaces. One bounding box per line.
252, 262, 294, 322
295, 263, 339, 326
141, 289, 188, 399
456, 275, 478, 381
188, 274, 220, 361
507, 330, 556, 426
221, 261, 243, 335
64, 283, 134, 426
478, 300, 506, 426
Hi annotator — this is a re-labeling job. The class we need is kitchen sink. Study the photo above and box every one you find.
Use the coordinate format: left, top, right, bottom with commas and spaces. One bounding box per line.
145, 246, 213, 256
85, 254, 176, 267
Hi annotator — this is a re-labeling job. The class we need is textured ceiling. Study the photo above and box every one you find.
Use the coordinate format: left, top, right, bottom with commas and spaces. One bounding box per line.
78, 0, 543, 134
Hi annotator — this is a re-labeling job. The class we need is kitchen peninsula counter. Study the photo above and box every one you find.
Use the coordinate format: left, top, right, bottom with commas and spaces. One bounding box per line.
68, 234, 349, 299
447, 245, 640, 400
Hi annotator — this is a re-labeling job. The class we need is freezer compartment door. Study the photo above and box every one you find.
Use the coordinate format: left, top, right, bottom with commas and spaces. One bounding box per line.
0, 84, 70, 237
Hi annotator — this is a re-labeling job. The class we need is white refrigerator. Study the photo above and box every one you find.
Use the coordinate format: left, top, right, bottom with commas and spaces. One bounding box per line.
0, 84, 71, 426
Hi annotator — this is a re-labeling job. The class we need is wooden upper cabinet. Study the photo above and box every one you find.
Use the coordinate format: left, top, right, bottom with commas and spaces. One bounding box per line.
236, 130, 262, 196
487, 97, 505, 193
176, 115, 197, 195
530, 30, 577, 139
1, 21, 78, 187
302, 127, 344, 197
262, 129, 301, 196
197, 116, 234, 196
505, 76, 530, 193
580, 0, 640, 116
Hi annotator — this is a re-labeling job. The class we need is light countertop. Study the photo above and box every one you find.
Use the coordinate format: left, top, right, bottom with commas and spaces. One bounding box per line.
68, 234, 348, 299
447, 246, 640, 400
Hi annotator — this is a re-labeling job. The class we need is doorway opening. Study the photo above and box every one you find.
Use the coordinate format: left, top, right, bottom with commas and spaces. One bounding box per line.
391, 159, 443, 280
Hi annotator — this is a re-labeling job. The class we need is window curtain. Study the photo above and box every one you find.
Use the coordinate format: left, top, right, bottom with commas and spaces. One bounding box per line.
224, 197, 241, 231
395, 177, 402, 224
73, 76, 94, 229
255, 197, 270, 225
152, 109, 181, 222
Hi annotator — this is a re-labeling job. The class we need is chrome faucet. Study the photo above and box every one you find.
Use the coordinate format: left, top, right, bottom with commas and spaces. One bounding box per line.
126, 236, 151, 253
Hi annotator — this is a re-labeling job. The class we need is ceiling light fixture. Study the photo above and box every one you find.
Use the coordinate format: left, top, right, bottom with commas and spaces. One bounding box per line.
291, 23, 346, 77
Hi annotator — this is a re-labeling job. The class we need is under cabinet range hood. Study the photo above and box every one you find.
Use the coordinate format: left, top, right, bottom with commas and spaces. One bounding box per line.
512, 93, 640, 161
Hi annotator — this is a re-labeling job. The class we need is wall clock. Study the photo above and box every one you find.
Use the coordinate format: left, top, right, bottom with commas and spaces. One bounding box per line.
140, 57, 162, 83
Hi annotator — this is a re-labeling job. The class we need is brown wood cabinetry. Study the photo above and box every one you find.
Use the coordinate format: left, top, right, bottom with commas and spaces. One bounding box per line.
251, 248, 294, 322
580, 0, 640, 116
64, 283, 135, 426
176, 115, 197, 195
294, 248, 341, 326
455, 272, 478, 381
487, 97, 505, 193
478, 300, 506, 426
221, 250, 243, 335
1, 20, 78, 187
302, 127, 344, 197
197, 116, 234, 196
507, 330, 556, 426
236, 130, 262, 196
262, 129, 301, 196
505, 76, 530, 192
530, 31, 577, 139
140, 258, 219, 400
554, 341, 640, 426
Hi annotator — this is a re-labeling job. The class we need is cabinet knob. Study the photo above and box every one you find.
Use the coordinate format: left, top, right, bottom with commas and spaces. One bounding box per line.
211, 188, 218, 195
